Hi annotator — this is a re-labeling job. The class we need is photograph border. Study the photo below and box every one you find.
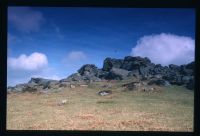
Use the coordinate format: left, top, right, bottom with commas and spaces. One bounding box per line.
0, 0, 199, 136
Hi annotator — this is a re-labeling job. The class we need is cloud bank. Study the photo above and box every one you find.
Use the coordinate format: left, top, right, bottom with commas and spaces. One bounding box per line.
8, 52, 48, 71
67, 51, 87, 61
131, 33, 195, 66
8, 7, 45, 33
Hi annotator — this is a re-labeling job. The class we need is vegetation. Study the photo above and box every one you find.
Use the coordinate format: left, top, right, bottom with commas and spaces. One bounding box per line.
7, 81, 193, 131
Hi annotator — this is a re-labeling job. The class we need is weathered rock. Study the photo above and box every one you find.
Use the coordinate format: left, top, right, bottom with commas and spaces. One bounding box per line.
182, 76, 193, 84
78, 64, 98, 76
186, 61, 194, 69
28, 78, 57, 86
180, 64, 193, 76
106, 68, 129, 80
143, 86, 154, 92
98, 90, 112, 96
122, 81, 141, 91
65, 73, 83, 82
7, 56, 194, 92
97, 69, 109, 79
148, 79, 171, 86
102, 58, 123, 71
121, 56, 151, 71
186, 78, 194, 90
169, 64, 180, 72
127, 69, 140, 77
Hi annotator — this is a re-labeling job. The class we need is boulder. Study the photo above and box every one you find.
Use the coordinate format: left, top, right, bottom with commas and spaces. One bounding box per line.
169, 64, 181, 72
186, 78, 194, 90
181, 76, 193, 84
143, 86, 155, 92
121, 56, 151, 71
139, 66, 151, 77
102, 58, 123, 71
106, 68, 129, 80
78, 64, 98, 76
98, 90, 112, 96
28, 78, 58, 88
97, 69, 109, 79
186, 61, 194, 69
151, 64, 169, 75
65, 73, 83, 82
148, 79, 171, 86
180, 65, 193, 76
122, 81, 141, 91
127, 69, 140, 78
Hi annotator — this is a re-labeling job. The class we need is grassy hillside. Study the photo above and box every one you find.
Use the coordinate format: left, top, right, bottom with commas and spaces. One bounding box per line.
7, 81, 193, 131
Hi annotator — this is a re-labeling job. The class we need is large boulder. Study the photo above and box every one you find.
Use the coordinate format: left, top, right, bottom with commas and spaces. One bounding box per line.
180, 64, 193, 76
102, 58, 123, 71
186, 78, 194, 90
127, 69, 140, 78
98, 90, 112, 96
78, 64, 98, 76
28, 78, 57, 87
65, 73, 83, 82
150, 64, 169, 75
8, 82, 39, 93
122, 81, 141, 91
148, 79, 171, 86
106, 68, 130, 80
121, 56, 151, 71
181, 76, 193, 84
186, 61, 194, 69
97, 69, 109, 79
169, 64, 181, 72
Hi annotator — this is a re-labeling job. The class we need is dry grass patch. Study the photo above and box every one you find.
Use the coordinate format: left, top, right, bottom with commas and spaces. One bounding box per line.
7, 84, 193, 131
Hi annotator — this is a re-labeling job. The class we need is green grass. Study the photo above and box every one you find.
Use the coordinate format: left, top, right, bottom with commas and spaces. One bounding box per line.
7, 82, 194, 131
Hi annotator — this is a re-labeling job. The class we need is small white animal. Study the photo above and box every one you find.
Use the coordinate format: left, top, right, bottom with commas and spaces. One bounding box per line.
61, 99, 67, 104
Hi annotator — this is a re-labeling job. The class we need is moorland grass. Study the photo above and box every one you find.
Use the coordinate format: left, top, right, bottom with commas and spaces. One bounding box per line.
7, 81, 194, 131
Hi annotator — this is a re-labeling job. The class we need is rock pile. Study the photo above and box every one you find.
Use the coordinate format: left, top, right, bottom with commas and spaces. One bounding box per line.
7, 56, 194, 93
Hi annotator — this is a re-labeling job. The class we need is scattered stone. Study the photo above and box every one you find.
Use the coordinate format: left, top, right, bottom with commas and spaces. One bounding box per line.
122, 82, 141, 91
98, 90, 112, 96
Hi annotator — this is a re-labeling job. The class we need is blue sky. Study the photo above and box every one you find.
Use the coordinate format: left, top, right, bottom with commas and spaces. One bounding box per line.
7, 7, 195, 86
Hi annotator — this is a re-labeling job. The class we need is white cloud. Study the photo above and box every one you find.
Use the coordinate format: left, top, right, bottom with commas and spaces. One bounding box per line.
8, 52, 48, 71
67, 51, 87, 61
8, 7, 45, 33
131, 33, 195, 66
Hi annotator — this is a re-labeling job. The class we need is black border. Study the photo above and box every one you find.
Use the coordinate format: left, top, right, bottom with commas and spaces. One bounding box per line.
0, 0, 199, 136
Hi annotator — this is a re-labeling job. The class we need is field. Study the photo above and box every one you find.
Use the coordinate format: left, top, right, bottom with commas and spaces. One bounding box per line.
7, 81, 194, 131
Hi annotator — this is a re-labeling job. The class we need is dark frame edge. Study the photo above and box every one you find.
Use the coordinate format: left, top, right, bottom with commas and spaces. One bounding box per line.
0, 0, 7, 136
1, 0, 199, 136
7, 0, 196, 8
194, 7, 200, 136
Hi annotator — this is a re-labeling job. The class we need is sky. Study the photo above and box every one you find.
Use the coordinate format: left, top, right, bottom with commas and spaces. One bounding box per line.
7, 7, 195, 86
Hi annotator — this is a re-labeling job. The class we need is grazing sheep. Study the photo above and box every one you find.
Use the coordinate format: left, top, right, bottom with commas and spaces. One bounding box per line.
58, 99, 67, 106
62, 99, 67, 104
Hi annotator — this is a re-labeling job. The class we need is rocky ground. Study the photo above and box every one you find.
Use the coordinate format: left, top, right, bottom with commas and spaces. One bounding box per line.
7, 56, 194, 93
